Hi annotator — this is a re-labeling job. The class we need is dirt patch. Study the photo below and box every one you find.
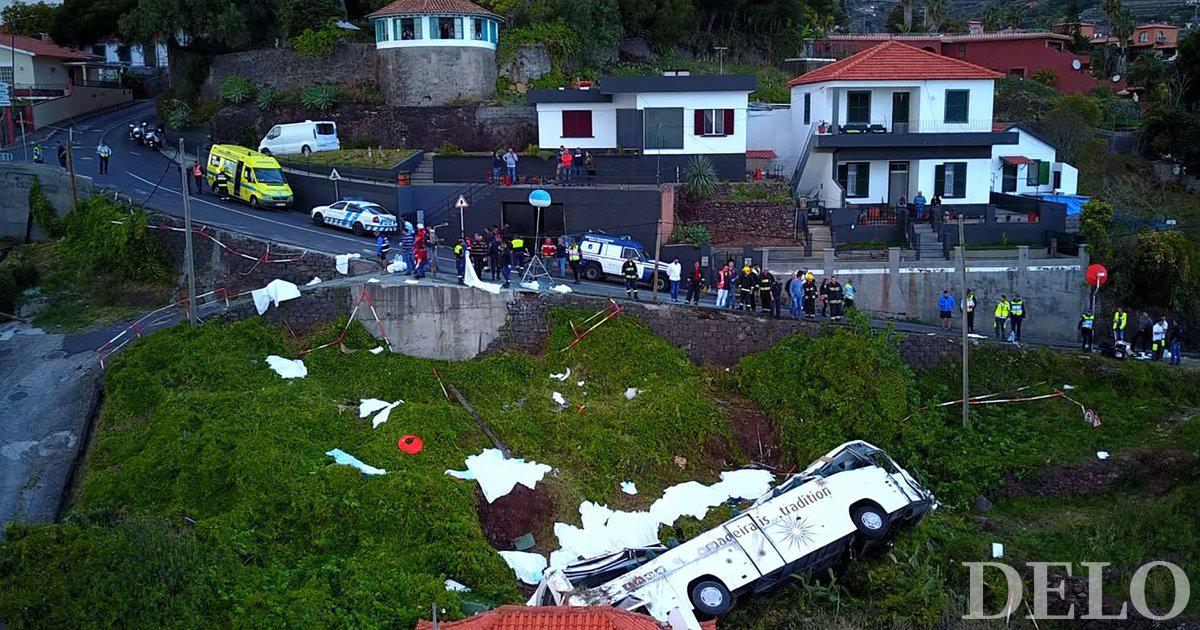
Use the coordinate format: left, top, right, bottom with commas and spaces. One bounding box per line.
998, 447, 1198, 499
707, 386, 783, 470
475, 484, 556, 551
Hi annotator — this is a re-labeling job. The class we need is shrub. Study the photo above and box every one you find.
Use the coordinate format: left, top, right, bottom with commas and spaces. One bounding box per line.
0, 267, 17, 316
58, 197, 171, 284
298, 84, 344, 111
672, 223, 712, 247
437, 140, 466, 156
28, 176, 63, 238
682, 155, 718, 198
3, 251, 40, 290
288, 24, 345, 57
255, 86, 281, 111
1031, 68, 1058, 86
219, 76, 255, 104
277, 0, 341, 38
163, 99, 193, 131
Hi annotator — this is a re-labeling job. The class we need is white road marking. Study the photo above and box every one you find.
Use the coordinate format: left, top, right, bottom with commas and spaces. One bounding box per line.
124, 172, 373, 248
130, 151, 143, 156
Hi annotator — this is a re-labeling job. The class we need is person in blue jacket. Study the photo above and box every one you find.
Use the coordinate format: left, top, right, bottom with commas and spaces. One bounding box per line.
938, 290, 956, 331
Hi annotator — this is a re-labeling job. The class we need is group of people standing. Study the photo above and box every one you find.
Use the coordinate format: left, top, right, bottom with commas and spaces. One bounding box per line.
375, 223, 434, 278
1110, 307, 1184, 363
454, 227, 583, 289
707, 262, 855, 319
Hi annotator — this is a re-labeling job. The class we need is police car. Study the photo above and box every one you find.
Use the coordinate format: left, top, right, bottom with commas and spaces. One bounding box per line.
310, 198, 397, 235
577, 234, 670, 291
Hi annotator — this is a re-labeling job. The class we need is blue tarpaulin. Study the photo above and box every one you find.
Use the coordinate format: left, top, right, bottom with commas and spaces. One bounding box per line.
1036, 194, 1090, 216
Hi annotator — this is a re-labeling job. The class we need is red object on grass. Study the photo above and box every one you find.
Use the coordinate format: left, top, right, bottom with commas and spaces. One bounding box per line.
398, 435, 424, 454
1086, 264, 1108, 287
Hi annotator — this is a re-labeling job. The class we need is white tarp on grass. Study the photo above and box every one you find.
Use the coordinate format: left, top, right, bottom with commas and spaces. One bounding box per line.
446, 448, 552, 503
358, 398, 403, 429
325, 448, 386, 476
251, 279, 302, 315
499, 550, 548, 585
265, 356, 307, 379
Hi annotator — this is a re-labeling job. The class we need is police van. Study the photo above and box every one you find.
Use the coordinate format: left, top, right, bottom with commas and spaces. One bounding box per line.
577, 234, 671, 291
310, 198, 397, 235
205, 144, 294, 209
530, 440, 936, 628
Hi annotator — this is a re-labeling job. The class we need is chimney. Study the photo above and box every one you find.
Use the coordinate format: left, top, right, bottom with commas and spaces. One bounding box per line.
967, 21, 983, 35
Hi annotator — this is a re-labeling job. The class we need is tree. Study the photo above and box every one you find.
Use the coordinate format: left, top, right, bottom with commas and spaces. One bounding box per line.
277, 0, 342, 39
50, 0, 137, 47
899, 0, 915, 30
1002, 4, 1020, 29
0, 1, 60, 37
119, 0, 275, 53
1079, 200, 1113, 262
568, 0, 621, 65
981, 4, 1003, 31
1178, 30, 1200, 110
922, 0, 947, 32
1034, 92, 1102, 164
1100, 0, 1133, 75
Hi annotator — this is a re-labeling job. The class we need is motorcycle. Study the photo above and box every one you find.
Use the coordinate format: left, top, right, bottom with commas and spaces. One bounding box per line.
129, 123, 144, 145
144, 127, 163, 151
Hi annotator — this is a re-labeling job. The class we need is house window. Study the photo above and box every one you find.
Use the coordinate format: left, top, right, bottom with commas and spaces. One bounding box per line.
803, 93, 811, 125
695, 108, 732, 136
934, 162, 967, 198
472, 18, 486, 40
644, 108, 684, 149
375, 19, 388, 42
395, 17, 422, 40
1138, 32, 1148, 43
944, 89, 969, 124
1026, 160, 1050, 185
847, 91, 871, 124
1008, 67, 1026, 78
1053, 168, 1062, 189
561, 110, 593, 138
1048, 40, 1063, 51
836, 162, 870, 198
0, 67, 12, 85
1002, 162, 1017, 192
435, 16, 462, 39
490, 20, 499, 43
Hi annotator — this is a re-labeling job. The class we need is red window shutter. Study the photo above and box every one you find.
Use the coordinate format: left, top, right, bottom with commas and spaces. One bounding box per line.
579, 111, 592, 137
723, 109, 734, 136
562, 110, 592, 137
694, 109, 704, 135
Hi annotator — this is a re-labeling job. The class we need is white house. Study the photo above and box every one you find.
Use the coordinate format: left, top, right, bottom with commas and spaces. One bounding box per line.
527, 73, 755, 177
783, 41, 1027, 210
991, 124, 1079, 196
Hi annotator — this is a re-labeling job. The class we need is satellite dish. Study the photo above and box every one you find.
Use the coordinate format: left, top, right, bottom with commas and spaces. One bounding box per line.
1072, 59, 1082, 70
1112, 74, 1122, 82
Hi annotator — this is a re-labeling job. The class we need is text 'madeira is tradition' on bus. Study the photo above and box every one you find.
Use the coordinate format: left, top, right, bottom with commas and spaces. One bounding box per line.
529, 440, 938, 629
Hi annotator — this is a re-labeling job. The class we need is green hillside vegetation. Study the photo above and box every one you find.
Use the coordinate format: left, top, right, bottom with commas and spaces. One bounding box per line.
2, 314, 1198, 627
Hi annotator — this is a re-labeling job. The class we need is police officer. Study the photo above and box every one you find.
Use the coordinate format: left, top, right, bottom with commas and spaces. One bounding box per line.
1078, 308, 1096, 352
32, 144, 44, 164
826, 276, 845, 321
1008, 293, 1025, 342
567, 240, 582, 284
1112, 306, 1128, 342
376, 233, 391, 270
758, 269, 774, 315
454, 238, 467, 284
95, 141, 112, 174
622, 256, 640, 300
510, 235, 525, 272
994, 294, 1010, 339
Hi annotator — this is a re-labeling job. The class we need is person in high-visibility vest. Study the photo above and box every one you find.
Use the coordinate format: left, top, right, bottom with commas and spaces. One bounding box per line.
31, 144, 43, 164
1008, 293, 1026, 342
454, 238, 467, 284
1112, 307, 1128, 342
567, 241, 582, 284
994, 294, 1010, 339
1078, 308, 1096, 352
510, 236, 525, 271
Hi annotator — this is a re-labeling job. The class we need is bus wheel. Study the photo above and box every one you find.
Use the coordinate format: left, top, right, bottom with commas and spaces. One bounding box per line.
689, 579, 733, 616
312, 213, 324, 226
653, 275, 669, 292
851, 503, 889, 539
352, 222, 366, 236
582, 263, 602, 281
250, 196, 260, 208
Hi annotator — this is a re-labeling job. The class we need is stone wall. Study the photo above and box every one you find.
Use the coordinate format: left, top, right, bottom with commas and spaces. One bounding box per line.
377, 46, 496, 107
494, 291, 970, 370
222, 284, 352, 332
210, 101, 536, 152
148, 212, 376, 301
0, 163, 93, 240
200, 43, 379, 101
676, 185, 798, 247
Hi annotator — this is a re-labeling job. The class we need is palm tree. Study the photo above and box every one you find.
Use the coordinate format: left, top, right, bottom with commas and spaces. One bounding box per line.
899, 0, 916, 30
924, 0, 947, 32
1003, 5, 1021, 29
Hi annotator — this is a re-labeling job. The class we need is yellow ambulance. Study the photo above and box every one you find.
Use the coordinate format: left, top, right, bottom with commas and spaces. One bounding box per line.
205, 144, 294, 208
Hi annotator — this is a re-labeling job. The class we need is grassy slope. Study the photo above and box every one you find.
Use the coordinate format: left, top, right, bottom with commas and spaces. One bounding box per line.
727, 320, 1200, 626
281, 148, 419, 169
0, 310, 737, 628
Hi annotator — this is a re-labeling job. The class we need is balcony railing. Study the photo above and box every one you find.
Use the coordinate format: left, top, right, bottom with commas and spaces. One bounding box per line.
818, 119, 998, 135
13, 84, 68, 98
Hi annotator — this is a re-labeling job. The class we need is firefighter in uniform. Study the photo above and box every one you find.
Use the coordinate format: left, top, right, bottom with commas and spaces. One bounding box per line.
621, 256, 640, 300
567, 242, 582, 284
1112, 307, 1128, 342
826, 276, 845, 320
802, 274, 818, 319
758, 269, 774, 316
510, 235, 525, 272
1078, 308, 1096, 352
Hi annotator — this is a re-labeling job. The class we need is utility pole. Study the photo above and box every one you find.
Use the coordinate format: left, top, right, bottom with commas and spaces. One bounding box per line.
958, 214, 969, 429
179, 138, 198, 326
651, 218, 663, 302
65, 128, 78, 212
714, 46, 728, 74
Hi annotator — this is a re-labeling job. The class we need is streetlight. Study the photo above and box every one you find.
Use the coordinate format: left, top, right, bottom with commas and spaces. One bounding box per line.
713, 46, 728, 74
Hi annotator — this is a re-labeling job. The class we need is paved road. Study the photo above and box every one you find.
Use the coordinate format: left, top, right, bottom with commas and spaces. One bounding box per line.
11, 101, 1082, 351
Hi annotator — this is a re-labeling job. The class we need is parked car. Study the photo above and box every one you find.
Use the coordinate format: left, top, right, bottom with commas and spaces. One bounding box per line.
577, 233, 670, 291
311, 198, 397, 235
205, 144, 294, 208
530, 440, 936, 626
258, 120, 339, 156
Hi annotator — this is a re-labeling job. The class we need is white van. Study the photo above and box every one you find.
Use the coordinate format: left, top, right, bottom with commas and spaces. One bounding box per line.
530, 440, 936, 628
258, 120, 339, 156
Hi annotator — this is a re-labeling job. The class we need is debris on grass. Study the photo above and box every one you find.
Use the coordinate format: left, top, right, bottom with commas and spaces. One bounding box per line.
359, 398, 403, 428
552, 391, 567, 406
673, 455, 687, 470
306, 277, 322, 286
444, 579, 471, 592
991, 542, 1004, 558
335, 253, 360, 274
252, 279, 301, 315
446, 448, 552, 503
397, 435, 424, 454
499, 550, 547, 585
625, 387, 640, 400
1097, 450, 1110, 460
550, 367, 571, 382
621, 481, 638, 495
265, 355, 307, 379
325, 448, 386, 476
369, 346, 384, 354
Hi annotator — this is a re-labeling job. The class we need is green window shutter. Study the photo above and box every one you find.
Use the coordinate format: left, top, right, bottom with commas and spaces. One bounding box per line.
953, 163, 967, 198
1038, 161, 1051, 185
934, 165, 946, 197
837, 164, 848, 192
858, 162, 870, 197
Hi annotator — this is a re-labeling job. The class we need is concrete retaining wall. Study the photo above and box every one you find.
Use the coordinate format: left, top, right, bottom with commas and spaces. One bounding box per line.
31, 86, 133, 129
0, 163, 92, 239
357, 283, 512, 360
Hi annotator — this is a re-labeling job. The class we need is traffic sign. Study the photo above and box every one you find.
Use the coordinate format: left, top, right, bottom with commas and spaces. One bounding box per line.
328, 168, 342, 181
1086, 264, 1108, 287
455, 195, 469, 210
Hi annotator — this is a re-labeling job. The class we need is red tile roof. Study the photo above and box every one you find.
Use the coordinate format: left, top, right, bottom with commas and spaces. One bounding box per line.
1, 34, 98, 60
414, 606, 718, 630
788, 40, 1004, 86
368, 0, 498, 18
823, 31, 1070, 43
746, 149, 777, 159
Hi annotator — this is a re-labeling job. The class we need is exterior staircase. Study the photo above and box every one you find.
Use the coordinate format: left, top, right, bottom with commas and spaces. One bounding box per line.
411, 153, 435, 184
910, 223, 944, 260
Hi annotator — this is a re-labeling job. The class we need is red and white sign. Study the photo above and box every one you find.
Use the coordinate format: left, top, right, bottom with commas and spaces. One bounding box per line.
1086, 264, 1108, 288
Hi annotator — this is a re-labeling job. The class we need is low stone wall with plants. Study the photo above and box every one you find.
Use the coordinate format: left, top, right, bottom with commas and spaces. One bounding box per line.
675, 182, 797, 247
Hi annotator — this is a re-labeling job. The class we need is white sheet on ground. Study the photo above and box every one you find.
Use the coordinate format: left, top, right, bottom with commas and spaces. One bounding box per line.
499, 551, 548, 585
367, 277, 380, 283
265, 355, 307, 379
548, 468, 774, 569
252, 279, 302, 315
553, 284, 573, 293
358, 398, 403, 428
621, 481, 638, 495
550, 367, 571, 382
624, 387, 640, 400
326, 448, 386, 476
369, 346, 385, 354
307, 276, 322, 286
404, 279, 420, 285
463, 252, 502, 294
335, 253, 361, 274
552, 391, 567, 406
386, 259, 408, 273
992, 542, 1005, 558
521, 281, 541, 291
446, 448, 552, 503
